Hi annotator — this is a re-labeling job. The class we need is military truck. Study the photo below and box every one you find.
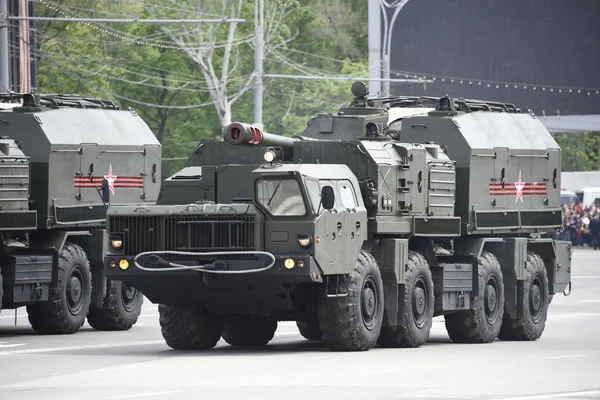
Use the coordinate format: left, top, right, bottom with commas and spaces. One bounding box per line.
0, 93, 161, 334
104, 82, 571, 352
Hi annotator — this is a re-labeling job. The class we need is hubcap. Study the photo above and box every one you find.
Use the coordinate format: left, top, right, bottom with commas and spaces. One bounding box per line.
66, 266, 85, 315
484, 274, 500, 325
361, 276, 379, 330
529, 274, 544, 323
121, 282, 139, 312
412, 275, 429, 329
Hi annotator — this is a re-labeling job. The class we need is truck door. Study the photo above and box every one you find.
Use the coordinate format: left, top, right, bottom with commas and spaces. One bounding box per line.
142, 144, 161, 202
546, 149, 560, 208
77, 142, 99, 203
337, 179, 363, 269
493, 147, 508, 209
314, 179, 346, 273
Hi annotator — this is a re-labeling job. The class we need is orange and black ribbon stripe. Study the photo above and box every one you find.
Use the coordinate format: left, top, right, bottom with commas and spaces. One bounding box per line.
489, 182, 547, 196
73, 176, 144, 189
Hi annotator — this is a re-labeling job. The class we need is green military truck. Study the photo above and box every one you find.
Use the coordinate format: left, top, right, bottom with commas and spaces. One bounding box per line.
0, 93, 161, 334
104, 82, 571, 351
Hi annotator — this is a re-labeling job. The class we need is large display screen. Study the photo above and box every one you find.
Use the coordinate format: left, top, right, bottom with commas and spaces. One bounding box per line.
386, 0, 600, 116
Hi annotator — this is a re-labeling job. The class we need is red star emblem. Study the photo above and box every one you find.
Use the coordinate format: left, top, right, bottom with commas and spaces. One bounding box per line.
514, 171, 525, 203
104, 165, 117, 195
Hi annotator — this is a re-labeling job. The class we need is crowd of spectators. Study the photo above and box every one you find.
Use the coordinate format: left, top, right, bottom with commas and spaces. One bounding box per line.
554, 200, 600, 249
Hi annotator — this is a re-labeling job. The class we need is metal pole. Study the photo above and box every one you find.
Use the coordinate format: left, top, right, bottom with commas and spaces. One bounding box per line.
28, 0, 35, 92
7, 16, 245, 23
0, 0, 9, 92
368, 0, 382, 95
380, 0, 410, 96
19, 0, 29, 94
253, 0, 263, 130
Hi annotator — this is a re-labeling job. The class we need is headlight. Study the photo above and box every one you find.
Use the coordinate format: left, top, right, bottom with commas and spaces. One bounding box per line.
263, 148, 276, 163
297, 234, 312, 248
284, 258, 295, 269
119, 259, 129, 270
110, 235, 123, 249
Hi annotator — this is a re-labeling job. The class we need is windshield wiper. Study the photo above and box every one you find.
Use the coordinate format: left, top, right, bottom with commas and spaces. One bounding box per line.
266, 177, 283, 207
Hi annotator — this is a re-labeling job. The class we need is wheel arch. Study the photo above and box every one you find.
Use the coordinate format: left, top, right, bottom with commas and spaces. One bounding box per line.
29, 230, 108, 308
527, 239, 558, 296
29, 230, 91, 253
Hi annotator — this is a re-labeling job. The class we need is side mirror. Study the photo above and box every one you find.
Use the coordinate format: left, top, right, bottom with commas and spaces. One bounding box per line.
101, 178, 110, 204
321, 186, 335, 210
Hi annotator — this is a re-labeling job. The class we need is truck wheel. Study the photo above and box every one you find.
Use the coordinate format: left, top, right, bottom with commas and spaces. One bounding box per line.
378, 251, 434, 348
158, 304, 223, 350
296, 320, 322, 340
444, 250, 505, 343
87, 281, 143, 331
27, 243, 92, 334
317, 251, 384, 351
222, 317, 278, 346
498, 252, 549, 341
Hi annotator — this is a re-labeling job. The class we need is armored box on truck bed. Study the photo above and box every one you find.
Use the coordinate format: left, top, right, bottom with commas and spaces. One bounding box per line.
0, 137, 37, 230
0, 95, 161, 229
398, 109, 562, 235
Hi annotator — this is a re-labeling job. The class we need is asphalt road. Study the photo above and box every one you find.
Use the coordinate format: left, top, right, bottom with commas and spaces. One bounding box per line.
0, 250, 599, 400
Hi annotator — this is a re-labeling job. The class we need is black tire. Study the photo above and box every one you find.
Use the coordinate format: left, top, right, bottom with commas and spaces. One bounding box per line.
317, 251, 384, 351
27, 243, 92, 334
498, 251, 549, 341
222, 317, 278, 346
444, 250, 505, 343
158, 304, 223, 350
296, 320, 322, 340
87, 281, 144, 331
378, 251, 434, 348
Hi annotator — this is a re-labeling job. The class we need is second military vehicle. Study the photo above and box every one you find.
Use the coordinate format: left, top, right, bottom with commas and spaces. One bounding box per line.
104, 82, 571, 352
0, 93, 161, 334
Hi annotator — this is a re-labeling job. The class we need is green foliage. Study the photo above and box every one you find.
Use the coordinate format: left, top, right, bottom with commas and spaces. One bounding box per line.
553, 132, 600, 171
34, 2, 599, 181
31, 0, 369, 178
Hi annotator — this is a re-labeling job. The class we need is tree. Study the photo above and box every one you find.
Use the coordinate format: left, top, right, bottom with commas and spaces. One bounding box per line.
143, 0, 298, 127
553, 132, 600, 171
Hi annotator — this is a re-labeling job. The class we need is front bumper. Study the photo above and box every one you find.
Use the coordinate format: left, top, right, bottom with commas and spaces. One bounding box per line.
104, 252, 324, 314
104, 252, 323, 284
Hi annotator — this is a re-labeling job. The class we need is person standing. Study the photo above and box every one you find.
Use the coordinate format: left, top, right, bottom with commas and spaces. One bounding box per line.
590, 215, 600, 250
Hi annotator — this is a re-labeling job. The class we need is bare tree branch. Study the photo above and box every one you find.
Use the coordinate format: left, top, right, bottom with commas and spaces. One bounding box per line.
144, 0, 297, 127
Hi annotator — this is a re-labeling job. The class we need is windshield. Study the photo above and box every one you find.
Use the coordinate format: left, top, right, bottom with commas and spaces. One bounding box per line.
256, 177, 307, 216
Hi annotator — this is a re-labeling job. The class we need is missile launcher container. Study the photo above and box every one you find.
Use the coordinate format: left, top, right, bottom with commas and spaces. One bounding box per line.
0, 93, 161, 334
104, 82, 571, 352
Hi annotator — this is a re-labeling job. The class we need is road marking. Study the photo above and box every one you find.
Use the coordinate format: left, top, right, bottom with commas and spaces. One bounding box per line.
490, 389, 600, 400
93, 363, 155, 372
0, 331, 300, 356
548, 312, 600, 319
106, 391, 181, 399
0, 343, 27, 348
571, 276, 600, 279
0, 314, 27, 320
541, 354, 588, 360
0, 340, 165, 356
353, 368, 406, 375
